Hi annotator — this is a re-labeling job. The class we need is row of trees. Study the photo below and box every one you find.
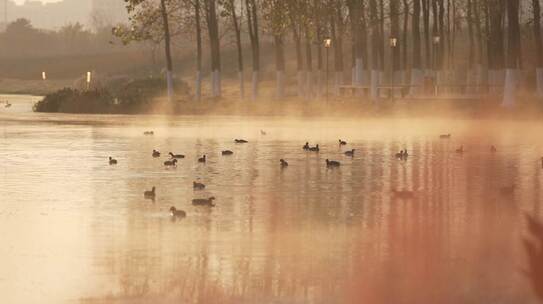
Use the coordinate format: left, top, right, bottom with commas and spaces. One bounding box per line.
0, 18, 127, 58
119, 0, 538, 106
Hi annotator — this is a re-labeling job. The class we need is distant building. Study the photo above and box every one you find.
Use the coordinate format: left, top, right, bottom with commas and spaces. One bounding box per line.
0, 0, 127, 30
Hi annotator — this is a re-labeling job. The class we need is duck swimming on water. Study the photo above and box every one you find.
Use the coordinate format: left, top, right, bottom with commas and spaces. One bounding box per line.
326, 159, 341, 167
169, 207, 186, 218
164, 159, 177, 167
143, 131, 154, 135
280, 159, 288, 168
152, 150, 161, 158
193, 181, 205, 190
303, 142, 310, 150
222, 150, 234, 155
456, 146, 464, 153
309, 145, 320, 152
192, 197, 216, 207
198, 155, 206, 163
169, 152, 185, 159
235, 139, 248, 143
344, 149, 355, 157
144, 187, 156, 199
109, 157, 117, 165
339, 139, 347, 146
440, 134, 451, 139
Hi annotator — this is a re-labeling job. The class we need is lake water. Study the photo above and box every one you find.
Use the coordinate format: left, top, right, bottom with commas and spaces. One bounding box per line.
0, 95, 542, 303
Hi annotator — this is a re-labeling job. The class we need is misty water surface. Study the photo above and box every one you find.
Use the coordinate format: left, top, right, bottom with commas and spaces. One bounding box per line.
0, 96, 541, 303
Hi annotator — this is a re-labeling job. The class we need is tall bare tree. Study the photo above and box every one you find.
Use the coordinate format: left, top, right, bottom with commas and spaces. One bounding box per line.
533, 0, 543, 96
246, 0, 260, 101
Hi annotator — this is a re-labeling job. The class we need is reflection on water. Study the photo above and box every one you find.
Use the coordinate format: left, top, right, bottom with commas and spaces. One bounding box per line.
0, 96, 542, 303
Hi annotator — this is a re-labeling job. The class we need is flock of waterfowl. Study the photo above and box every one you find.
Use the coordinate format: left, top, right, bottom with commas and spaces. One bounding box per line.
107, 131, 361, 219
106, 131, 529, 219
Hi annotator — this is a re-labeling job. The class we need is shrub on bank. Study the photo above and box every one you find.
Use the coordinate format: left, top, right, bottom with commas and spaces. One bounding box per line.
33, 77, 190, 114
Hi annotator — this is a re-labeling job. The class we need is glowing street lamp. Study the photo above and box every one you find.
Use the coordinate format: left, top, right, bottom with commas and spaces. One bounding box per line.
324, 38, 332, 102
86, 71, 92, 90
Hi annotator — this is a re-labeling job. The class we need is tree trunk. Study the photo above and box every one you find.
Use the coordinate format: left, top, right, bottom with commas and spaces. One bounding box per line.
230, 0, 244, 99
304, 24, 313, 98
205, 0, 221, 98
275, 35, 286, 99
401, 0, 409, 84
369, 0, 381, 100
467, 0, 475, 91
331, 4, 345, 95
411, 0, 423, 94
502, 0, 520, 107
160, 0, 174, 102
246, 0, 259, 101
348, 0, 364, 88
422, 0, 431, 71
315, 0, 324, 98
488, 0, 505, 94
390, 0, 400, 88
533, 0, 543, 96
195, 0, 202, 101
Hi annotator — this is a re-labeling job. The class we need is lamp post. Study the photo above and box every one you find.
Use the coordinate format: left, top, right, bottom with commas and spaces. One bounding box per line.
324, 38, 332, 102
389, 37, 398, 102
433, 36, 440, 95
86, 71, 92, 91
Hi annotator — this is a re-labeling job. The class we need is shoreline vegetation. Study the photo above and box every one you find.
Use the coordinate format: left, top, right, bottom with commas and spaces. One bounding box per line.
29, 77, 543, 119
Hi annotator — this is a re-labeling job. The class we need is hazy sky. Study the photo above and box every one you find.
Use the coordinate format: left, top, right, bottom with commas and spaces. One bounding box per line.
12, 0, 62, 4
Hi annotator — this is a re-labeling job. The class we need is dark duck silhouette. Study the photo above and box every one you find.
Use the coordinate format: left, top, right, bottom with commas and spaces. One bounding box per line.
440, 134, 451, 139
344, 149, 355, 157
339, 139, 347, 146
164, 159, 178, 167
309, 144, 320, 152
395, 150, 406, 159
144, 187, 156, 199
455, 146, 464, 153
152, 150, 161, 158
280, 159, 288, 168
235, 139, 248, 143
143, 131, 154, 135
198, 155, 206, 163
326, 159, 341, 167
109, 157, 117, 165
222, 150, 234, 155
169, 207, 186, 218
169, 152, 185, 159
192, 197, 216, 207
303, 142, 310, 150
193, 181, 206, 190
4, 101, 11, 108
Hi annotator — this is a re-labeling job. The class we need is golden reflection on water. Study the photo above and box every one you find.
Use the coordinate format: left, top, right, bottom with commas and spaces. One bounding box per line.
0, 97, 542, 303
